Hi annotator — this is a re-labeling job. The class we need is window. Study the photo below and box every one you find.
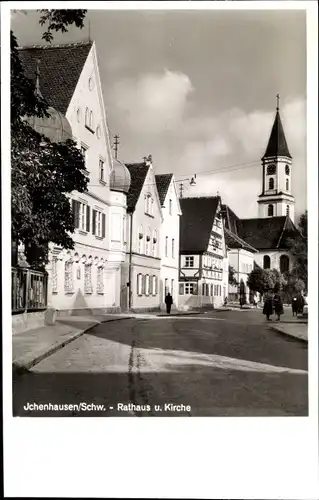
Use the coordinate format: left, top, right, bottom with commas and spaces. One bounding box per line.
169, 199, 172, 215
263, 255, 271, 269
285, 165, 290, 175
286, 205, 290, 216
146, 227, 151, 255
152, 276, 157, 296
165, 237, 168, 257
185, 283, 194, 295
99, 159, 105, 182
152, 230, 157, 256
84, 264, 93, 294
280, 255, 289, 273
145, 275, 150, 296
138, 225, 144, 254
269, 178, 274, 190
92, 210, 105, 238
286, 178, 289, 190
72, 201, 90, 232
89, 111, 93, 129
85, 108, 89, 127
123, 216, 127, 244
268, 204, 274, 217
185, 256, 194, 268
64, 261, 73, 293
171, 279, 174, 298
137, 274, 143, 295
76, 108, 81, 123
172, 238, 175, 258
81, 144, 88, 169
144, 194, 153, 215
89, 77, 94, 90
97, 267, 104, 294
165, 278, 169, 296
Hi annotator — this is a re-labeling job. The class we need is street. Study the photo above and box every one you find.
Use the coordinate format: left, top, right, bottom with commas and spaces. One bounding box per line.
13, 310, 308, 417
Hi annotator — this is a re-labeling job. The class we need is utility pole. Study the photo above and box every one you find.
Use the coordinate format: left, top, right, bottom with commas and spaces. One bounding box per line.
114, 135, 120, 159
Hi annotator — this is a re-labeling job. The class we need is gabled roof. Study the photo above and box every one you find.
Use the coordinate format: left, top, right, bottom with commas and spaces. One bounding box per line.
263, 110, 292, 159
155, 174, 173, 206
236, 216, 298, 250
125, 162, 150, 212
221, 204, 240, 235
224, 228, 258, 253
18, 41, 93, 115
180, 197, 220, 253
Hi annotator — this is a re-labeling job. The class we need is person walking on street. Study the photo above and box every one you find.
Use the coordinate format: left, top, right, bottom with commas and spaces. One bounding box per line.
273, 292, 284, 321
292, 296, 298, 316
165, 292, 173, 314
263, 292, 273, 321
296, 292, 305, 316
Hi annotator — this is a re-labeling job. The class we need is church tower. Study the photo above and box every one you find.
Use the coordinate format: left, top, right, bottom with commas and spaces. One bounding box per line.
257, 95, 295, 223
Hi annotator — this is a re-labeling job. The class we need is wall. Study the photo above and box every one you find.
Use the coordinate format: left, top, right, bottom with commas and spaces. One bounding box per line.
124, 164, 162, 311
160, 180, 181, 309
228, 248, 255, 301
47, 43, 123, 314
254, 249, 294, 274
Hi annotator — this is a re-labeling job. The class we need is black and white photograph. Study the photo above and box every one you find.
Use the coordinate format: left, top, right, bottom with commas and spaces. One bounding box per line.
2, 1, 318, 498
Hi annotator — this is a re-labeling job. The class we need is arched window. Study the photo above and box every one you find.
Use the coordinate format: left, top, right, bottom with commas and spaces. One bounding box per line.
286, 205, 290, 216
152, 230, 157, 256
286, 178, 289, 190
145, 227, 151, 255
263, 255, 271, 269
280, 255, 289, 273
268, 178, 274, 190
138, 225, 144, 254
85, 107, 89, 127
268, 204, 274, 217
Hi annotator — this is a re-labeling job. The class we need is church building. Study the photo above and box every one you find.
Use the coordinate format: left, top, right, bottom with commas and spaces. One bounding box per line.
222, 97, 301, 282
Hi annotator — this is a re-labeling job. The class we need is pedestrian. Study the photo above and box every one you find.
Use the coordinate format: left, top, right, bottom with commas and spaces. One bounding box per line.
262, 292, 273, 321
296, 292, 305, 316
253, 294, 258, 308
292, 296, 298, 316
165, 292, 173, 314
224, 296, 228, 307
273, 292, 284, 321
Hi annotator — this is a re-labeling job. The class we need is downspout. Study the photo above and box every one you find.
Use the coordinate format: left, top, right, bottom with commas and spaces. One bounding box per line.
128, 211, 133, 310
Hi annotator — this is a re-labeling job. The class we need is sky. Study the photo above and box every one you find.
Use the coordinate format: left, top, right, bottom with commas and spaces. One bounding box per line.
11, 8, 307, 219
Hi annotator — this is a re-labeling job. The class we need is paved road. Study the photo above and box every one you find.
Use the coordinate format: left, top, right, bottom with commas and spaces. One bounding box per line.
13, 310, 308, 417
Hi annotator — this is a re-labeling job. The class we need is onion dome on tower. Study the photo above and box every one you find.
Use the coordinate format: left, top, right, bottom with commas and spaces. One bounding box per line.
110, 158, 131, 194
23, 59, 72, 143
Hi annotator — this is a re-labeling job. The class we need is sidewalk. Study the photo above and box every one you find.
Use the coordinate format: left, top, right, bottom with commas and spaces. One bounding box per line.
270, 321, 308, 343
12, 314, 134, 377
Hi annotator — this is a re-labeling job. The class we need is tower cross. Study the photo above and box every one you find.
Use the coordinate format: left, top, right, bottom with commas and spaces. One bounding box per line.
276, 93, 280, 111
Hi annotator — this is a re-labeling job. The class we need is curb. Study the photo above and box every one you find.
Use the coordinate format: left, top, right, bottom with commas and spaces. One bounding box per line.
12, 316, 134, 379
270, 326, 308, 343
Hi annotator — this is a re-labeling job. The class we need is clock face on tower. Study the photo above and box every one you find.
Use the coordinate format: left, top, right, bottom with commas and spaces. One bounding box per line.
285, 165, 290, 175
267, 164, 276, 175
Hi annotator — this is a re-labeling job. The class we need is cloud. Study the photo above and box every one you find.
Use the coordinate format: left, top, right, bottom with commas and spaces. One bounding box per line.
110, 70, 193, 133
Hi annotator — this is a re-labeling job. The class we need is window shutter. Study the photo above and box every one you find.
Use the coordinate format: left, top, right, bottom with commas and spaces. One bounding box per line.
86, 206, 90, 232
72, 200, 80, 229
142, 275, 146, 295
102, 213, 106, 238
179, 283, 184, 295
92, 210, 96, 235
193, 283, 198, 295
155, 277, 158, 295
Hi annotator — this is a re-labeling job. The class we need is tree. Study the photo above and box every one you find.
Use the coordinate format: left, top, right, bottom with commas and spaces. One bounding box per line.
12, 10, 88, 268
239, 279, 247, 306
38, 9, 87, 42
247, 268, 275, 299
228, 265, 238, 286
286, 211, 307, 288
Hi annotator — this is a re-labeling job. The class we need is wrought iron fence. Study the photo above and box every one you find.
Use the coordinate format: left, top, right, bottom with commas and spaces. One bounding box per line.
12, 267, 48, 313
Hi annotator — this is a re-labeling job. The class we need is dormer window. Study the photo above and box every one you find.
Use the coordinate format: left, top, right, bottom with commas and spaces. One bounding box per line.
267, 164, 276, 175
